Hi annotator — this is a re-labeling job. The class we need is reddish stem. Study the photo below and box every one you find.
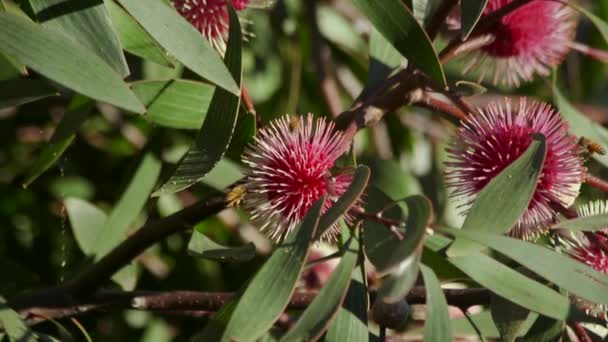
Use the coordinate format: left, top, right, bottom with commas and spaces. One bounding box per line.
585, 174, 608, 193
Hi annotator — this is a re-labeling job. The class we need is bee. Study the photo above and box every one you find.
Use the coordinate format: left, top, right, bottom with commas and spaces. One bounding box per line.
226, 185, 247, 207
288, 116, 302, 132
579, 137, 606, 156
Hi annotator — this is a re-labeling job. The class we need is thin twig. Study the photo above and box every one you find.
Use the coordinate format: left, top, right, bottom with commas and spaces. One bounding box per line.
585, 174, 608, 193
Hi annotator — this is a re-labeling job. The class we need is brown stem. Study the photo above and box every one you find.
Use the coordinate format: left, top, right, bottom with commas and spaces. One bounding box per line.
585, 174, 608, 193
413, 91, 468, 120
63, 194, 227, 297
10, 287, 490, 327
308, 0, 343, 118
241, 87, 262, 128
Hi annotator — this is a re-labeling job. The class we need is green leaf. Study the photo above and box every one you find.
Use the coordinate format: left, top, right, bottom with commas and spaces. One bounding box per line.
567, 2, 608, 45
0, 12, 145, 113
460, 0, 489, 39
105, 0, 173, 67
115, 0, 239, 94
153, 8, 242, 196
521, 316, 564, 342
420, 264, 452, 342
188, 230, 256, 262
65, 197, 107, 255
449, 253, 570, 320
362, 195, 431, 274
94, 153, 161, 258
412, 0, 442, 25
315, 165, 370, 239
366, 158, 422, 200
22, 95, 93, 187
365, 28, 402, 94
552, 214, 608, 231
445, 228, 608, 308
0, 52, 26, 80
225, 111, 256, 160
0, 78, 57, 109
0, 296, 36, 342
553, 83, 608, 168
317, 5, 367, 58
280, 221, 359, 341
447, 134, 547, 257
352, 0, 446, 86
29, 0, 130, 77
220, 197, 325, 342
325, 265, 368, 342
490, 294, 530, 342
131, 79, 214, 129
377, 252, 420, 302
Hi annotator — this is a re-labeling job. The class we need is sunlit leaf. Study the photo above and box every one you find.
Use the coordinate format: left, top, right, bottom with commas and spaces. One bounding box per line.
447, 134, 546, 257
551, 213, 608, 231
325, 265, 368, 342
0, 296, 36, 342
0, 12, 145, 113
420, 264, 452, 342
188, 230, 256, 262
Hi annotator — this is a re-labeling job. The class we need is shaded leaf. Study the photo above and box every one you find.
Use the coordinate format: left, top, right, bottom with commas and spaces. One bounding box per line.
131, 79, 214, 129
521, 316, 564, 342
553, 83, 608, 168
362, 195, 431, 274
220, 197, 325, 341
460, 0, 488, 39
568, 2, 608, 45
29, 0, 129, 77
420, 264, 452, 342
0, 12, 145, 113
188, 230, 256, 262
377, 252, 420, 302
365, 28, 402, 94
105, 0, 173, 67
0, 296, 36, 342
352, 0, 446, 85
445, 228, 608, 308
280, 221, 359, 341
95, 153, 161, 258
116, 0, 238, 94
65, 197, 107, 255
490, 294, 530, 342
0, 78, 57, 109
0, 52, 26, 80
23, 95, 92, 187
449, 253, 570, 320
325, 265, 369, 342
447, 134, 547, 257
153, 8, 242, 196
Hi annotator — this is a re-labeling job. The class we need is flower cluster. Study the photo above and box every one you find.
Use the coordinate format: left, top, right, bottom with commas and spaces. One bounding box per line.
241, 114, 356, 242
172, 0, 251, 51
446, 98, 585, 238
449, 0, 576, 86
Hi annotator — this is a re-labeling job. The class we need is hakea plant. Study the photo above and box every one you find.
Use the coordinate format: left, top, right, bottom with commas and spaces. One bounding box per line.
446, 98, 586, 239
241, 114, 359, 243
448, 0, 577, 86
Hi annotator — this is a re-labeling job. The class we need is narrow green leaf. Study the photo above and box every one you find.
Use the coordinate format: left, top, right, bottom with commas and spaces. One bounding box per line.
225, 111, 256, 160
377, 252, 420, 302
325, 265, 368, 342
363, 195, 431, 274
280, 221, 359, 341
131, 79, 214, 129
0, 12, 145, 113
447, 134, 547, 257
29, 0, 130, 77
0, 78, 57, 109
460, 0, 489, 39
105, 0, 173, 67
420, 264, 452, 342
200, 158, 243, 191
521, 316, 564, 342
153, 8, 242, 196
0, 296, 36, 342
65, 197, 107, 255
0, 52, 26, 80
450, 253, 570, 320
94, 153, 161, 258
23, 95, 92, 187
352, 0, 446, 85
220, 197, 325, 342
116, 0, 238, 94
317, 5, 367, 57
412, 0, 442, 25
188, 230, 256, 262
490, 293, 530, 342
315, 165, 370, 239
568, 2, 608, 44
553, 83, 608, 168
445, 228, 608, 307
552, 214, 608, 231
364, 28, 402, 94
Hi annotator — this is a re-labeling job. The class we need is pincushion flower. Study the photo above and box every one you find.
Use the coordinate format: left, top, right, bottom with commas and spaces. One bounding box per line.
241, 114, 356, 242
448, 0, 576, 87
446, 98, 585, 238
172, 0, 251, 52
